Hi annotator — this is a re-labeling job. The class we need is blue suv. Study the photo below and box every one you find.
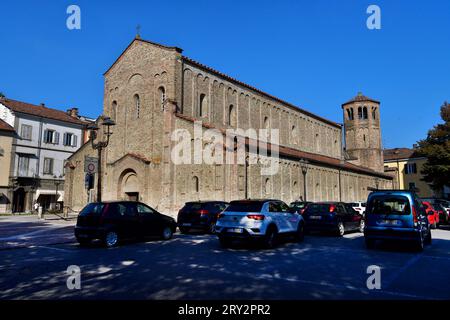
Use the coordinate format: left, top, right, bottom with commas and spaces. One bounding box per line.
364, 190, 431, 251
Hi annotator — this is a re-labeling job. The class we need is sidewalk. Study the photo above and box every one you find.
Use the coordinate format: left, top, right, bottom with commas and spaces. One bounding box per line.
0, 214, 78, 250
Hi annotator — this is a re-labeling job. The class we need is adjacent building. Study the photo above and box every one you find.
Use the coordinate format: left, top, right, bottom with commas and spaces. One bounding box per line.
0, 119, 15, 213
383, 147, 434, 197
0, 97, 88, 213
64, 37, 393, 217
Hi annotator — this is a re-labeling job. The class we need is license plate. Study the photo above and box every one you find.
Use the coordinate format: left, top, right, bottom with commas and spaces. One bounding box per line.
182, 223, 191, 227
309, 216, 322, 220
227, 228, 243, 233
378, 219, 400, 226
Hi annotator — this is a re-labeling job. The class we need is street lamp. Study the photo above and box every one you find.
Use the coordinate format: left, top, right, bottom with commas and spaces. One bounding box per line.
53, 174, 63, 211
299, 158, 309, 202
88, 116, 115, 202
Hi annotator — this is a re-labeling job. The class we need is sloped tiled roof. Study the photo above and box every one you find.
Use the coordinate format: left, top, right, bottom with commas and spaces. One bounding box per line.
0, 98, 87, 125
0, 119, 15, 132
175, 113, 392, 180
384, 148, 424, 161
342, 92, 380, 107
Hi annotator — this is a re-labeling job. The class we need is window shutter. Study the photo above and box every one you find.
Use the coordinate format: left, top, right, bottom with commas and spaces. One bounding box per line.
63, 133, 67, 146
54, 132, 60, 144
72, 135, 78, 147
44, 129, 48, 143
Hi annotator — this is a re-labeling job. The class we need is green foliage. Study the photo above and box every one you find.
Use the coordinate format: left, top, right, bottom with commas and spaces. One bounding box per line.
417, 102, 450, 191
0, 92, 5, 98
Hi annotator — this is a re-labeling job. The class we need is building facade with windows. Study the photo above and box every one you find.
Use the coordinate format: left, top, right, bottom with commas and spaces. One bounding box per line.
383, 148, 434, 197
0, 97, 87, 213
0, 119, 15, 213
64, 37, 392, 217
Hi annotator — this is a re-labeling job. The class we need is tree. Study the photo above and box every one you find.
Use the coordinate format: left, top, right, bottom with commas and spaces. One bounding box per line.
417, 102, 450, 193
0, 92, 5, 98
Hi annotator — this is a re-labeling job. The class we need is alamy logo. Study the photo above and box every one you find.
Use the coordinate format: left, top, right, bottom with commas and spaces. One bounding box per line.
171, 121, 280, 175
366, 5, 381, 30
66, 265, 81, 290
66, 5, 81, 30
366, 265, 381, 290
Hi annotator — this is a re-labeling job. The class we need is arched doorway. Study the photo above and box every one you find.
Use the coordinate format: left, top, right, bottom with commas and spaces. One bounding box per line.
118, 169, 140, 201
12, 188, 25, 213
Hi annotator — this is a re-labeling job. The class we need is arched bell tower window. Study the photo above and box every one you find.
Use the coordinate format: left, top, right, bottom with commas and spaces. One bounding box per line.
228, 104, 236, 126
363, 107, 368, 119
358, 107, 363, 119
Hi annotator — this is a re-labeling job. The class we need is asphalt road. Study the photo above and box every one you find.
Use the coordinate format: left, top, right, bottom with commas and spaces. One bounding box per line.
1, 224, 450, 300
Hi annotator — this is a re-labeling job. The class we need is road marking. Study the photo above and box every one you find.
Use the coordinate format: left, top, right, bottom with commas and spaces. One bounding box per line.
0, 226, 70, 241
382, 253, 422, 290
32, 245, 72, 253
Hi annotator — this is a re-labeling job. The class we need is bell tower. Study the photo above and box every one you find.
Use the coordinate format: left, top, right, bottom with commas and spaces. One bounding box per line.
342, 92, 383, 172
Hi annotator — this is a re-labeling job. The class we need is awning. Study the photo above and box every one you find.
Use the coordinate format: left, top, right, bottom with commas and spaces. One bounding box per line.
36, 190, 64, 202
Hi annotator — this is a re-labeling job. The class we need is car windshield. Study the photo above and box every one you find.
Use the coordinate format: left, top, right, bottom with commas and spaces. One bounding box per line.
367, 196, 411, 215
225, 201, 264, 213
291, 202, 307, 209
183, 202, 203, 210
306, 203, 331, 214
79, 203, 105, 217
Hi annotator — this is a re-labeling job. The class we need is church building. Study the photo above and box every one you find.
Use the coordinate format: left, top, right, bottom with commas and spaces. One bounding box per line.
64, 37, 393, 217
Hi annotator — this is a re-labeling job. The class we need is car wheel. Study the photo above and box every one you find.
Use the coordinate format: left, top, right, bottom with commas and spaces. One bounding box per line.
424, 230, 432, 245
162, 227, 173, 240
264, 227, 278, 249
294, 223, 305, 243
179, 227, 190, 234
359, 220, 365, 233
104, 231, 119, 248
365, 238, 376, 250
337, 222, 345, 237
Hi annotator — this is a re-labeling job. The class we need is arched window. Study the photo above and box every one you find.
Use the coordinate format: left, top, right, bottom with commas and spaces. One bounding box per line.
193, 176, 199, 193
158, 87, 165, 109
134, 94, 140, 119
265, 178, 270, 194
358, 107, 363, 119
363, 107, 368, 119
228, 104, 236, 126
347, 108, 354, 120
111, 101, 117, 121
372, 107, 377, 120
263, 116, 269, 129
199, 93, 207, 117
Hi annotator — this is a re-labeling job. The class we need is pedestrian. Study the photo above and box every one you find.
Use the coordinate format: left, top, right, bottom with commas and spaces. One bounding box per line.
34, 201, 39, 213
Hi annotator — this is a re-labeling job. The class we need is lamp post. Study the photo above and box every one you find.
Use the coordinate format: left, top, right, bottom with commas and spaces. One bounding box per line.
88, 116, 115, 203
299, 158, 309, 202
53, 174, 63, 211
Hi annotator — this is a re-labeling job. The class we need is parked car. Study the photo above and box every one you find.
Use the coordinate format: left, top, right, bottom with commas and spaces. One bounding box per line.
215, 199, 305, 248
421, 198, 450, 224
75, 201, 177, 248
289, 201, 312, 214
434, 203, 450, 225
364, 190, 431, 251
177, 201, 229, 234
349, 202, 367, 216
422, 201, 440, 229
302, 202, 364, 236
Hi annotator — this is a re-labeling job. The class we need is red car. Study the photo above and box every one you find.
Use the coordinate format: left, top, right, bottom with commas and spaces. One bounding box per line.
422, 201, 440, 229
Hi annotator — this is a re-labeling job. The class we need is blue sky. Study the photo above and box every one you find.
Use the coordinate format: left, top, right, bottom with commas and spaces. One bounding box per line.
1, 0, 449, 149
